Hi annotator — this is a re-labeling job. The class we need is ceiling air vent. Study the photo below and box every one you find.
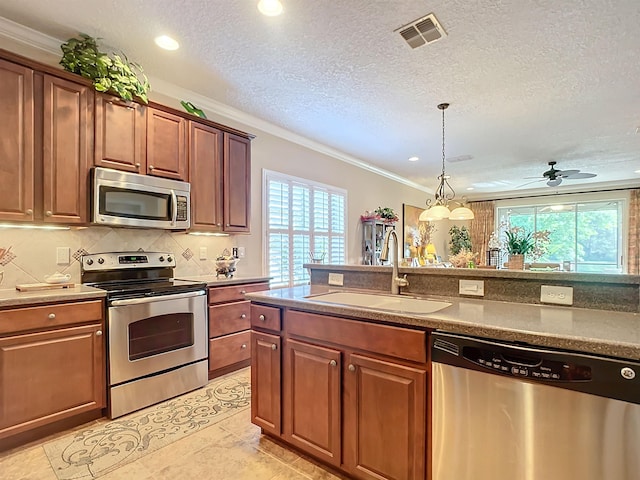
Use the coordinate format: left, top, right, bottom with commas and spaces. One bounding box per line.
396, 13, 447, 49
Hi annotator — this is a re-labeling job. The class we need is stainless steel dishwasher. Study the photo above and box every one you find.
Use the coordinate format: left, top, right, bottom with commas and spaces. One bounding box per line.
431, 332, 640, 480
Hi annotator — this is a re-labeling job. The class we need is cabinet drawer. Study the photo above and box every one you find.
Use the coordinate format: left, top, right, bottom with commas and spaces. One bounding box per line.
209, 301, 251, 337
209, 330, 251, 371
0, 300, 104, 335
286, 310, 427, 364
208, 282, 269, 304
251, 304, 281, 331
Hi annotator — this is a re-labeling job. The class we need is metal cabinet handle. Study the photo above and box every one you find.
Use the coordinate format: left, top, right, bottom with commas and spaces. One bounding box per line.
45, 210, 52, 217
216, 223, 221, 226
26, 209, 33, 215
330, 360, 337, 367
240, 290, 247, 294
48, 313, 56, 320
240, 313, 246, 319
149, 165, 155, 170
135, 163, 141, 169
259, 314, 266, 321
95, 330, 103, 336
241, 344, 247, 349
348, 364, 356, 372
271, 344, 277, 350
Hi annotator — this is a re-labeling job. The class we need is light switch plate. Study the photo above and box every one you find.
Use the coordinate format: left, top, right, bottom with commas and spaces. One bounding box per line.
459, 279, 484, 296
56, 247, 70, 265
540, 285, 573, 305
328, 273, 344, 286
199, 247, 207, 260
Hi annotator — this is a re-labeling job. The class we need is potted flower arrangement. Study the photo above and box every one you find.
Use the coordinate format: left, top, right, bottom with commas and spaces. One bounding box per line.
503, 226, 551, 269
374, 206, 399, 223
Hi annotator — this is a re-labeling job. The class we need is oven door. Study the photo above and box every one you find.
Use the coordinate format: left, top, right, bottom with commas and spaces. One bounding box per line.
108, 290, 207, 385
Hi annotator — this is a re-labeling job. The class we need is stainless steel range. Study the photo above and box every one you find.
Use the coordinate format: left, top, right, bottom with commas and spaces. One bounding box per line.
82, 251, 208, 419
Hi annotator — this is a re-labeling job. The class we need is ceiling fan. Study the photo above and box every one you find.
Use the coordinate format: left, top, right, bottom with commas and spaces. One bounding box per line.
523, 161, 597, 187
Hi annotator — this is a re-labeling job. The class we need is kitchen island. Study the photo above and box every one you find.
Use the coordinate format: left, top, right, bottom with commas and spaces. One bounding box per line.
245, 282, 640, 480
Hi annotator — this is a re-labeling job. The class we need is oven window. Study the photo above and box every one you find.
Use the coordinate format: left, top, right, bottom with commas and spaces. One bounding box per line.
100, 186, 171, 221
128, 313, 194, 360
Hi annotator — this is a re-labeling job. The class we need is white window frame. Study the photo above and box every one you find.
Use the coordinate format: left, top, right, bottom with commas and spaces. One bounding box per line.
495, 190, 629, 273
263, 169, 348, 288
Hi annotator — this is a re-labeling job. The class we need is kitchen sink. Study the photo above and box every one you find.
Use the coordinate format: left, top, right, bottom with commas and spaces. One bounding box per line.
305, 292, 451, 315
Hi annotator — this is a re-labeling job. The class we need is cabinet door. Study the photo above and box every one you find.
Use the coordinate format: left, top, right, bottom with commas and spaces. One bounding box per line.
283, 338, 341, 467
0, 323, 105, 440
94, 94, 146, 173
42, 75, 93, 224
0, 59, 34, 222
223, 133, 251, 233
147, 108, 187, 180
343, 353, 427, 480
189, 121, 223, 230
251, 331, 281, 436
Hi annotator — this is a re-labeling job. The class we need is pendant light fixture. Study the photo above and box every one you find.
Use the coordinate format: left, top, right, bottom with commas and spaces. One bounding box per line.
419, 103, 474, 221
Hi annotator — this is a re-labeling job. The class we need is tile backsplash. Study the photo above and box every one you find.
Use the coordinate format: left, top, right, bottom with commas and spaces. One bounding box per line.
0, 226, 237, 288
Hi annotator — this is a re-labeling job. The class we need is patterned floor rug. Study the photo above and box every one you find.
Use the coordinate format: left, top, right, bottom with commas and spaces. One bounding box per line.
43, 368, 251, 480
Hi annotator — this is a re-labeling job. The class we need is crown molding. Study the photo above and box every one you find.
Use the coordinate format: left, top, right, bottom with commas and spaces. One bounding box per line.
0, 15, 429, 194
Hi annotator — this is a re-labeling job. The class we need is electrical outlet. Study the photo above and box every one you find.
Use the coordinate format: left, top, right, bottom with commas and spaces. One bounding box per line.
540, 285, 573, 305
56, 247, 70, 265
199, 247, 207, 260
237, 247, 245, 258
459, 279, 484, 296
328, 273, 344, 286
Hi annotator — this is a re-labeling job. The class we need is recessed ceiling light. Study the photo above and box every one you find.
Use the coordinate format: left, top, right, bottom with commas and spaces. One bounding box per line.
408, 156, 419, 162
466, 187, 474, 191
635, 169, 640, 174
155, 35, 179, 50
258, 0, 283, 16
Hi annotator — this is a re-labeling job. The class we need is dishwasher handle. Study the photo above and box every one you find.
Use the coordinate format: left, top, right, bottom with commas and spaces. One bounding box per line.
500, 352, 543, 368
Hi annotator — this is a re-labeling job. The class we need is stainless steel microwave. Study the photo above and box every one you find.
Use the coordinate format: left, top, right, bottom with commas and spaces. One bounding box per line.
92, 167, 191, 230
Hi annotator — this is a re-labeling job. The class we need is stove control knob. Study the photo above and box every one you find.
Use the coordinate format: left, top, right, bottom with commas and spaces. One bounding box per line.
97, 257, 105, 264
86, 259, 94, 265
167, 256, 173, 263
159, 256, 165, 262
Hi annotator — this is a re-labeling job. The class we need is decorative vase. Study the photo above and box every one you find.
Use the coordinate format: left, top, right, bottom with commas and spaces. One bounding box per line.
508, 254, 525, 270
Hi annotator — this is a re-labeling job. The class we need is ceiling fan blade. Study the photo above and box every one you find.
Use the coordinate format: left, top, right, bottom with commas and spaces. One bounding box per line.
515, 179, 545, 189
563, 172, 597, 179
556, 169, 580, 177
547, 178, 562, 187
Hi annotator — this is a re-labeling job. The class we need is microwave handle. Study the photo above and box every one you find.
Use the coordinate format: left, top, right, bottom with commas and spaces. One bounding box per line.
171, 190, 177, 226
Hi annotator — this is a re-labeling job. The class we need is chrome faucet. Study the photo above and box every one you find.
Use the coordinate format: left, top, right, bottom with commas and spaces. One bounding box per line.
380, 229, 409, 294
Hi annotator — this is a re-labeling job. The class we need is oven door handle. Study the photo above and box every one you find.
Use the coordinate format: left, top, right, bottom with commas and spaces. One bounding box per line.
110, 290, 205, 306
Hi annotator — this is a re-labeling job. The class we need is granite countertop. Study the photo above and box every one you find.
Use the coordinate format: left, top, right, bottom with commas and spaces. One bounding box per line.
175, 275, 271, 287
0, 285, 107, 308
245, 285, 640, 361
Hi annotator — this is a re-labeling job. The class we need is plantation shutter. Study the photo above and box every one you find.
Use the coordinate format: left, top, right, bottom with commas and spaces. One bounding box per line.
265, 170, 347, 288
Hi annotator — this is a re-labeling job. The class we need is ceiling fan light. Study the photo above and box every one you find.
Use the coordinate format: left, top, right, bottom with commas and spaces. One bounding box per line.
419, 204, 451, 221
449, 206, 475, 220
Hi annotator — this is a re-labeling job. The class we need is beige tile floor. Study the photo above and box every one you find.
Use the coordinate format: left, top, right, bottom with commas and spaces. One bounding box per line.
0, 406, 348, 480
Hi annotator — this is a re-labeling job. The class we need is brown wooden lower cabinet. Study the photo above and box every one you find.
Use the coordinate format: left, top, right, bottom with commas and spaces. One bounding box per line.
251, 331, 281, 436
251, 306, 429, 480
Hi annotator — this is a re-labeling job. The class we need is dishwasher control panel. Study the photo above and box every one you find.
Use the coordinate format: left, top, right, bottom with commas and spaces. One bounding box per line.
463, 346, 592, 382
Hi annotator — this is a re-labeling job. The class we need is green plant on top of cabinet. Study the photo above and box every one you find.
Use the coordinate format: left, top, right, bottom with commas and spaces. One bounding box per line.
0, 57, 92, 224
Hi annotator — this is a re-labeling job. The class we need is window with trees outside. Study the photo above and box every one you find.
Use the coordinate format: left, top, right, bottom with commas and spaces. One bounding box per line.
496, 196, 626, 273
264, 170, 347, 288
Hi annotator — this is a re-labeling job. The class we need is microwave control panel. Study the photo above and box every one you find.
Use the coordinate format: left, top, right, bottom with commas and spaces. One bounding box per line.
176, 196, 188, 221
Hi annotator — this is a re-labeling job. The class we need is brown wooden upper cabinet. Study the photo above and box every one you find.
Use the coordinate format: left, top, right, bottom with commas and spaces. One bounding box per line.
190, 128, 252, 233
146, 108, 187, 180
94, 94, 146, 174
223, 133, 251, 233
0, 58, 92, 224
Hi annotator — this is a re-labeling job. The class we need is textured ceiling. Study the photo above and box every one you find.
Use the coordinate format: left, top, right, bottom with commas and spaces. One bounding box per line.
0, 0, 639, 199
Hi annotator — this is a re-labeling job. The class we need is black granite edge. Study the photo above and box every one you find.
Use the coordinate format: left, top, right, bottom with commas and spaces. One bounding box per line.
245, 290, 640, 361
305, 264, 640, 285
